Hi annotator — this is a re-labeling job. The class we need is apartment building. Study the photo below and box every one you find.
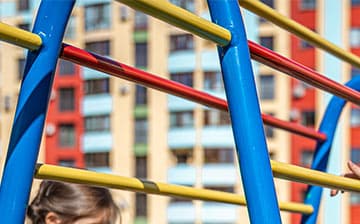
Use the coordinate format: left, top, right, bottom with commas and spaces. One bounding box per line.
0, 0, 359, 223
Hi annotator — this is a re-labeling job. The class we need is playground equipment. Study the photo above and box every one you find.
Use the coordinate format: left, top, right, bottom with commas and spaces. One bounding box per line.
0, 0, 360, 223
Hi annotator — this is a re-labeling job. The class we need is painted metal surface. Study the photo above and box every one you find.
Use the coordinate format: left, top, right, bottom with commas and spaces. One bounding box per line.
35, 163, 313, 214
0, 0, 74, 222
0, 22, 41, 50
301, 76, 360, 224
207, 0, 281, 223
249, 41, 360, 105
61, 44, 326, 141
117, 0, 231, 46
239, 0, 360, 68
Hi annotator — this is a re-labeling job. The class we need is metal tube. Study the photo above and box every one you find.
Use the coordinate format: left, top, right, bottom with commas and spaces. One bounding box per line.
207, 0, 281, 223
60, 44, 327, 141
0, 22, 42, 50
35, 163, 314, 215
0, 1, 74, 222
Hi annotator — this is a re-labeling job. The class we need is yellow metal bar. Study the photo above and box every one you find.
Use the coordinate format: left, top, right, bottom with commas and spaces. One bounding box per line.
0, 22, 41, 50
116, 0, 231, 46
239, 0, 360, 68
271, 160, 360, 192
35, 163, 313, 214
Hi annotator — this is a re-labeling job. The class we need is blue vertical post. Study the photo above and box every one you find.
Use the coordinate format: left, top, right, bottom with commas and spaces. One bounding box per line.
207, 0, 282, 223
301, 76, 360, 224
0, 0, 74, 222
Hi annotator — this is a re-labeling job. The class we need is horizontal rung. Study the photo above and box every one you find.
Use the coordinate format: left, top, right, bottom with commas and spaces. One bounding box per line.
239, 0, 360, 69
116, 0, 231, 46
271, 160, 360, 193
35, 163, 313, 214
0, 22, 42, 50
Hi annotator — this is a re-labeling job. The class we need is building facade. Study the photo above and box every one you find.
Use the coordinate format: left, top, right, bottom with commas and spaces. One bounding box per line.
0, 0, 359, 223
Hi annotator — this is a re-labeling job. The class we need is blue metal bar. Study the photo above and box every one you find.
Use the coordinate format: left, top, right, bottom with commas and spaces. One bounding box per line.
207, 1, 282, 223
0, 0, 74, 222
301, 75, 360, 224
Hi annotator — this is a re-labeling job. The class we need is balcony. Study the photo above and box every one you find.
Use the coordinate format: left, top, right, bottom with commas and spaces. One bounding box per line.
201, 126, 234, 148
167, 164, 196, 186
83, 132, 112, 153
82, 67, 109, 80
202, 164, 237, 186
168, 128, 196, 149
201, 50, 221, 72
168, 51, 196, 73
82, 94, 112, 116
168, 95, 196, 112
167, 202, 195, 223
201, 203, 238, 223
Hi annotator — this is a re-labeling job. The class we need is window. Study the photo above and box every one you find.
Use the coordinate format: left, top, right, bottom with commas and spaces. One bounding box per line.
301, 150, 313, 167
351, 108, 360, 127
351, 149, 360, 164
204, 148, 234, 164
301, 110, 315, 126
59, 88, 75, 111
259, 36, 274, 50
171, 72, 193, 87
84, 78, 110, 95
18, 0, 29, 11
135, 85, 147, 106
170, 34, 194, 52
172, 149, 193, 164
135, 118, 148, 144
352, 0, 360, 6
18, 58, 26, 80
170, 111, 194, 127
264, 125, 274, 138
204, 71, 224, 92
204, 110, 230, 126
352, 68, 360, 79
18, 23, 30, 31
259, 75, 275, 100
301, 0, 316, 10
85, 115, 110, 132
350, 193, 360, 204
85, 40, 110, 56
350, 28, 360, 47
170, 0, 195, 12
135, 193, 147, 217
300, 39, 313, 49
59, 124, 75, 147
84, 3, 110, 31
205, 186, 234, 193
85, 152, 109, 167
135, 42, 148, 68
58, 159, 75, 167
134, 11, 148, 30
260, 0, 274, 8
136, 156, 147, 178
59, 59, 75, 75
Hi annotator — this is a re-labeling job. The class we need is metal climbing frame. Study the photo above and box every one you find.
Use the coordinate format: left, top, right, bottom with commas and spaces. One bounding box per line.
0, 0, 360, 223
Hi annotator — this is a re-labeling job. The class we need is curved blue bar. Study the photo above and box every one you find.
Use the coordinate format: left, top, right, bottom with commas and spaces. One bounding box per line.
0, 0, 74, 222
207, 1, 281, 223
301, 75, 360, 224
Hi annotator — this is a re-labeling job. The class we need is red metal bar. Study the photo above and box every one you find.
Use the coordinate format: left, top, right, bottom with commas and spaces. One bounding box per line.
248, 40, 360, 105
60, 43, 326, 141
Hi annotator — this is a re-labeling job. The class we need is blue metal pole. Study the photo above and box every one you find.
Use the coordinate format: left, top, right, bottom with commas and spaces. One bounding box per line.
301, 75, 360, 224
0, 0, 74, 222
207, 1, 282, 223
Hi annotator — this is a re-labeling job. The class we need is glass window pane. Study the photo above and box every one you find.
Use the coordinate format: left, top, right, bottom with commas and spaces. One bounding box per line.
84, 78, 110, 95
59, 88, 75, 111
85, 152, 109, 167
135, 42, 148, 67
59, 59, 76, 75
135, 85, 147, 105
85, 40, 110, 56
135, 118, 148, 144
171, 72, 193, 87
59, 124, 75, 147
259, 75, 275, 100
85, 3, 110, 31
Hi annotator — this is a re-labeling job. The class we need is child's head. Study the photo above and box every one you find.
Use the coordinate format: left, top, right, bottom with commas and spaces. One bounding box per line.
27, 180, 119, 224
